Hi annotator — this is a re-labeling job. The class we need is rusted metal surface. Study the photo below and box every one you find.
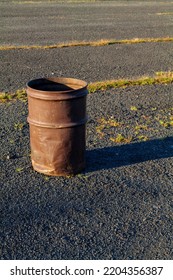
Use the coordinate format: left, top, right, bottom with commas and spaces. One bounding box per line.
27, 77, 88, 176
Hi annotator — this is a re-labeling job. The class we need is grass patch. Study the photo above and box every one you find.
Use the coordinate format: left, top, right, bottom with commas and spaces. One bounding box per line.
0, 37, 173, 51
88, 72, 173, 93
1, 72, 173, 103
0, 89, 27, 103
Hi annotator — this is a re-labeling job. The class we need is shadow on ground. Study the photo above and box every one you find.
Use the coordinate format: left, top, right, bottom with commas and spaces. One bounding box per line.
86, 137, 173, 172
1, 136, 173, 259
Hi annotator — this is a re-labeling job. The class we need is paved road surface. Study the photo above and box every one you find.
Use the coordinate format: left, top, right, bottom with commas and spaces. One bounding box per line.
0, 0, 173, 259
1, 0, 173, 46
1, 83, 173, 259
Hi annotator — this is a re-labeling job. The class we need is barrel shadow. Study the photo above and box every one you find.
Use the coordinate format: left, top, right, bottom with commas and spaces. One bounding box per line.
86, 137, 173, 172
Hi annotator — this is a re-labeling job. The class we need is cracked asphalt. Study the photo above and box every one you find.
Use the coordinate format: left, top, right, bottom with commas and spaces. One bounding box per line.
0, 0, 173, 260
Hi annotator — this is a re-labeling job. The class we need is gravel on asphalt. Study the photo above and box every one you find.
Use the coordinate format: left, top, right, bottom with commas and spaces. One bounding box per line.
1, 42, 173, 92
1, 0, 173, 261
0, 83, 173, 259
1, 0, 173, 46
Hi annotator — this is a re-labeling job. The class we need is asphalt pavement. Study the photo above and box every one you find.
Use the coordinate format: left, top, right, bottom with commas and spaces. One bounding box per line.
0, 84, 173, 259
1, 42, 173, 92
1, 0, 173, 46
0, 0, 173, 260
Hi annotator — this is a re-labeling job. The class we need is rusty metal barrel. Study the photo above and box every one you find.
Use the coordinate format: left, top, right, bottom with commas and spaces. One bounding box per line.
27, 77, 88, 176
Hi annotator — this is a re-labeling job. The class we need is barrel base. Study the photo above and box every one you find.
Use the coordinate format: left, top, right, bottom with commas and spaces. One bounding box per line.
32, 160, 85, 177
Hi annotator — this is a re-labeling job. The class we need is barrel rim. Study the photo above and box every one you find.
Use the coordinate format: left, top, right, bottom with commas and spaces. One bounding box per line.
27, 77, 88, 93
27, 77, 88, 100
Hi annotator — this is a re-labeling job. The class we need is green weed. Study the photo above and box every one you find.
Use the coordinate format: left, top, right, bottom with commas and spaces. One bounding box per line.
14, 122, 25, 131
95, 107, 173, 145
0, 89, 27, 103
110, 134, 133, 144
16, 167, 24, 172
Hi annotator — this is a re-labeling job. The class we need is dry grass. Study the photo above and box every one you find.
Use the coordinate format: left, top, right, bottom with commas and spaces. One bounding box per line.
0, 89, 27, 103
156, 12, 173, 15
1, 72, 173, 103
12, 0, 58, 3
0, 37, 173, 51
13, 0, 97, 3
88, 72, 173, 93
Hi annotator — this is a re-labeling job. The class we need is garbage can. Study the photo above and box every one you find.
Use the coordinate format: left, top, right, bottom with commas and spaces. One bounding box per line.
27, 77, 88, 176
